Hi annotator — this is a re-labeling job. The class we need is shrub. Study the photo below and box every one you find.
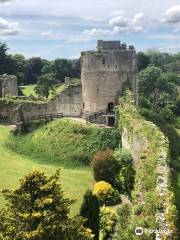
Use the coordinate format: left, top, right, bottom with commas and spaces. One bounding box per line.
114, 149, 135, 194
0, 170, 94, 240
80, 190, 100, 240
91, 148, 121, 186
93, 181, 121, 206
100, 206, 117, 239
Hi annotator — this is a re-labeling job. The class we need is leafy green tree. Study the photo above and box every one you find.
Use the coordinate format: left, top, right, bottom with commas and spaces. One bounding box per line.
147, 51, 173, 70
41, 60, 55, 75
139, 66, 178, 121
0, 42, 15, 75
35, 73, 58, 98
25, 57, 44, 84
0, 170, 93, 240
54, 59, 73, 82
11, 54, 26, 85
71, 58, 81, 78
137, 52, 150, 71
80, 190, 100, 240
139, 66, 162, 96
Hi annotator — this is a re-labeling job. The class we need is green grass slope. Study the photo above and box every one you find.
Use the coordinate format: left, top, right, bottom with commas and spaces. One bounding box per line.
1, 120, 120, 216
7, 119, 120, 167
0, 125, 92, 215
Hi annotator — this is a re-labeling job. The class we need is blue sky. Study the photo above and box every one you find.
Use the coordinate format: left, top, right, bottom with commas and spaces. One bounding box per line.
0, 0, 180, 59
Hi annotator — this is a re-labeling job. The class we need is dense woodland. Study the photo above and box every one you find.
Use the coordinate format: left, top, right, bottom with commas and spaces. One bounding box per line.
0, 41, 180, 239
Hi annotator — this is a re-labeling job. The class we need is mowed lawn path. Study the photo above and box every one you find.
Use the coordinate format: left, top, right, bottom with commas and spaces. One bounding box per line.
0, 125, 92, 215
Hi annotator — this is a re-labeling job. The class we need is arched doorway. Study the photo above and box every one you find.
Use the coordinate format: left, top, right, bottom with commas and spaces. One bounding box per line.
107, 102, 114, 113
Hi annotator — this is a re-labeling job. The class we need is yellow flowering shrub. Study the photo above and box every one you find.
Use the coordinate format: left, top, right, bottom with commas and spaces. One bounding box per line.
93, 181, 121, 206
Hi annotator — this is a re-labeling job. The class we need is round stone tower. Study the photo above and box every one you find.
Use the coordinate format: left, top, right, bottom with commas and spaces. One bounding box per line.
81, 40, 138, 117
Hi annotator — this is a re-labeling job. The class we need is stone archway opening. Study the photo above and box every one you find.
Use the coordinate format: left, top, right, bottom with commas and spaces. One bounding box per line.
107, 102, 114, 113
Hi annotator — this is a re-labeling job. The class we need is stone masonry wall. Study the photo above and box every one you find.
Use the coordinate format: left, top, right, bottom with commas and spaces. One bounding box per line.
81, 43, 138, 117
5, 84, 83, 123
120, 92, 177, 240
0, 74, 18, 97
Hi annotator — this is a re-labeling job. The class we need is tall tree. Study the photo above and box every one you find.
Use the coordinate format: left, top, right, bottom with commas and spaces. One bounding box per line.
25, 57, 43, 84
0, 170, 93, 240
54, 59, 73, 82
35, 73, 58, 98
80, 190, 100, 240
0, 42, 15, 75
11, 54, 26, 85
137, 52, 150, 71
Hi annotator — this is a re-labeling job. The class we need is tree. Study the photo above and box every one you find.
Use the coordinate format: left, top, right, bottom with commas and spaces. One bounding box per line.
11, 54, 26, 85
137, 52, 150, 71
139, 66, 162, 96
139, 66, 178, 121
0, 42, 15, 75
80, 190, 100, 240
35, 73, 58, 98
41, 60, 55, 75
147, 51, 173, 70
91, 148, 121, 187
0, 170, 93, 240
25, 57, 43, 84
54, 59, 73, 82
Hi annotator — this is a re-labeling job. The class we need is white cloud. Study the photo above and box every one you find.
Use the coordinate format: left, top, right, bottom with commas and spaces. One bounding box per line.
83, 28, 113, 36
65, 37, 91, 43
0, 17, 20, 35
41, 30, 53, 37
162, 5, 180, 23
83, 12, 145, 37
109, 13, 144, 33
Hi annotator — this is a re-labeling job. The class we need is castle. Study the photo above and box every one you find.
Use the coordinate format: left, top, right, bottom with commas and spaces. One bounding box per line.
0, 40, 138, 126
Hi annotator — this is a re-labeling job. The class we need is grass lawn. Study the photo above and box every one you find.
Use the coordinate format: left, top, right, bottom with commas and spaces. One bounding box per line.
0, 124, 92, 216
20, 84, 38, 97
20, 84, 65, 99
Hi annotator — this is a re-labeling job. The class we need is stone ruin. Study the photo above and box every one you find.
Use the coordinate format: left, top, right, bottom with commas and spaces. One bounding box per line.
0, 40, 138, 126
0, 74, 18, 97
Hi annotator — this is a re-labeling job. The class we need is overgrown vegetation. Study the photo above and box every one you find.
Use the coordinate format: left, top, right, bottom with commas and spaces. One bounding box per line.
113, 92, 178, 239
6, 119, 120, 167
0, 95, 46, 107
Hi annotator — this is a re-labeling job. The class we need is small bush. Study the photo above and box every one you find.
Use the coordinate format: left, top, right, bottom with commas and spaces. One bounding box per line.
114, 149, 135, 194
91, 149, 121, 186
100, 206, 117, 239
93, 181, 121, 206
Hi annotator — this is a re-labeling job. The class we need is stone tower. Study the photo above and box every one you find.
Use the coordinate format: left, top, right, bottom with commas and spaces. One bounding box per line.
0, 74, 18, 97
81, 40, 138, 117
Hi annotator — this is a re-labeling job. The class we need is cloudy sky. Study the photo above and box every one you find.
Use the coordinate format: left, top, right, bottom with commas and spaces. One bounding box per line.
0, 0, 180, 59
